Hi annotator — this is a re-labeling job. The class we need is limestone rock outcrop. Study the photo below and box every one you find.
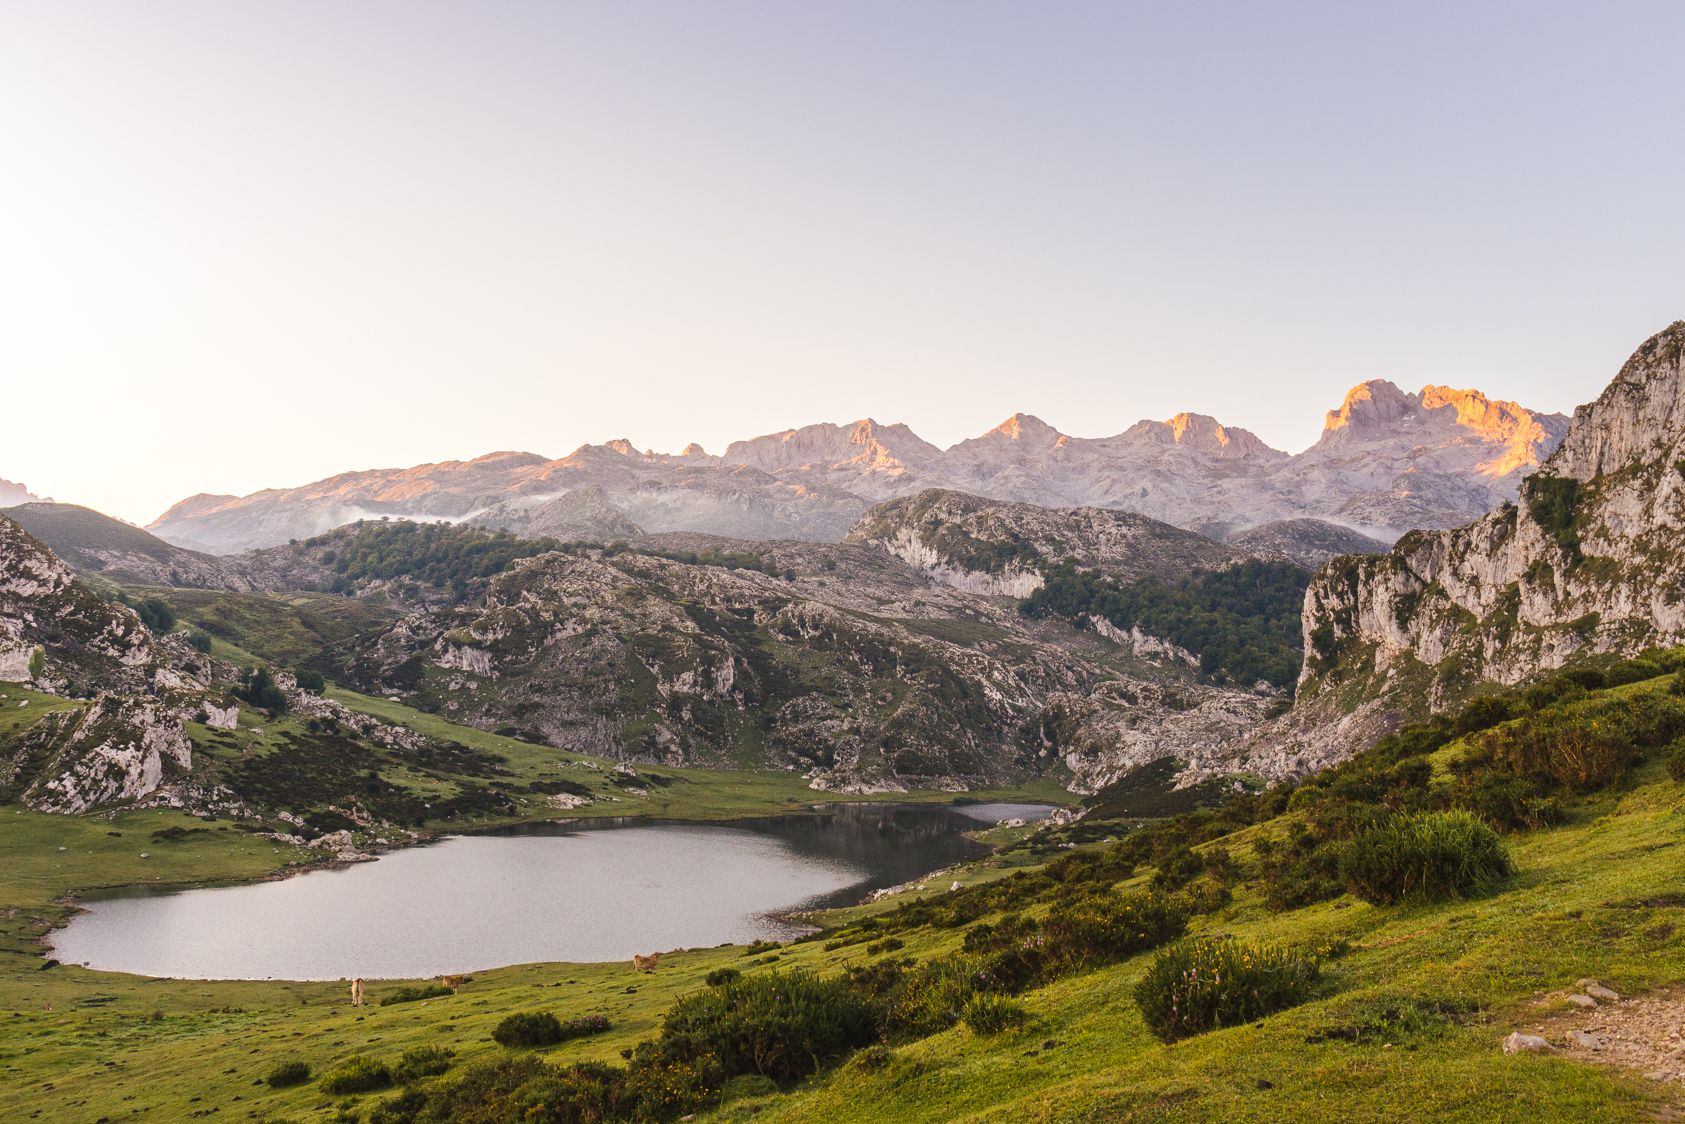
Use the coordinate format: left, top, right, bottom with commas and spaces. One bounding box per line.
1223, 322, 1685, 779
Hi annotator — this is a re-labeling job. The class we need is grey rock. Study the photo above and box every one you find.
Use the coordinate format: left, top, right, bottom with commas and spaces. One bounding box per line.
1503, 1032, 1551, 1054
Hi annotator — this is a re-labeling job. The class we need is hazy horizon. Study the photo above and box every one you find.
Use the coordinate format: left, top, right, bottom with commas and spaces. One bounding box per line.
6, 1, 1684, 523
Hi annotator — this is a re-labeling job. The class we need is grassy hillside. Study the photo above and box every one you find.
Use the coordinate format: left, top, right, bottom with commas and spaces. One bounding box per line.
0, 663, 1680, 1120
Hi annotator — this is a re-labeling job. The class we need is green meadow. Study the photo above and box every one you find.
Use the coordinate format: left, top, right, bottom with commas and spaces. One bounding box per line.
0, 674, 1681, 1121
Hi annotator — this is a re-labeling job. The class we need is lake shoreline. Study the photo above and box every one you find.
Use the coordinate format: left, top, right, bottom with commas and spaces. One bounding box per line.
43, 801, 1057, 981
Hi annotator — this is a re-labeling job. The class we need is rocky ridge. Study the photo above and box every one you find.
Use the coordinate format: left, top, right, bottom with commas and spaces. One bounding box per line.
147, 380, 1570, 554
1224, 321, 1685, 779
344, 528, 1273, 794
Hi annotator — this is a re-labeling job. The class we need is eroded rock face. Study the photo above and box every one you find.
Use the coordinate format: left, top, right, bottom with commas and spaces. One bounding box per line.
1235, 322, 1685, 778
12, 695, 192, 813
348, 535, 1273, 793
0, 515, 154, 691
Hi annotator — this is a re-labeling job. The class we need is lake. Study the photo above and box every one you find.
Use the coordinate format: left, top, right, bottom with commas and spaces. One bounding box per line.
49, 802, 1054, 980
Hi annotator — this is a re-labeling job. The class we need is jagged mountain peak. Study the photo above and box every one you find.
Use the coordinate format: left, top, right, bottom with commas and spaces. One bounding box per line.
1322, 379, 1415, 434
1115, 412, 1283, 461
722, 418, 942, 475
963, 413, 1066, 450
1547, 320, 1685, 482
0, 478, 42, 507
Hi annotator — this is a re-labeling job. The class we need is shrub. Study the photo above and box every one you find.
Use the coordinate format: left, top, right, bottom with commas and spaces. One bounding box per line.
294, 667, 326, 693
392, 1045, 454, 1083
411, 1056, 635, 1123
1342, 811, 1513, 905
320, 1054, 394, 1094
655, 970, 878, 1083
1453, 694, 1520, 735
366, 1088, 429, 1124
961, 994, 1027, 1034
1150, 847, 1204, 891
186, 630, 214, 654
265, 1059, 311, 1088
232, 665, 288, 713
380, 984, 453, 1006
492, 1011, 565, 1049
556, 1014, 612, 1042
1135, 938, 1321, 1042
705, 967, 742, 987
866, 937, 905, 956
1668, 737, 1685, 782
1038, 888, 1189, 974
1475, 691, 1685, 790
881, 956, 985, 1038
1453, 772, 1565, 832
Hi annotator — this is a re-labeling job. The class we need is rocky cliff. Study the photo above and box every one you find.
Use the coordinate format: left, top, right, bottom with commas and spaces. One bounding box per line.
0, 514, 155, 694
344, 531, 1272, 794
1229, 322, 1685, 779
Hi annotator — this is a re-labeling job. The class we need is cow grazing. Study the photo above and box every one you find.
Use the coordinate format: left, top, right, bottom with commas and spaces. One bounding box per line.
439, 975, 465, 993
350, 978, 365, 1007
632, 953, 661, 973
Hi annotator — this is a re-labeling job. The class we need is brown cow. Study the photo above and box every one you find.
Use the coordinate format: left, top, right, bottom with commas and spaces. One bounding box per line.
439, 975, 465, 993
632, 953, 661, 973
350, 978, 365, 1007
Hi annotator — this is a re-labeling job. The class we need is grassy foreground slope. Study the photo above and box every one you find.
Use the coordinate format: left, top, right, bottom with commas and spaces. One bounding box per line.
1, 669, 1682, 1121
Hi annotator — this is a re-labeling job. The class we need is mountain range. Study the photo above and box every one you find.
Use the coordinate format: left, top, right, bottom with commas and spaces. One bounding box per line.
140, 379, 1570, 555
9, 325, 1683, 808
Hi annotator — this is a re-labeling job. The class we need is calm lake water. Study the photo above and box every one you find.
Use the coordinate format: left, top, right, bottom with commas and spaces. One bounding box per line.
50, 802, 1054, 980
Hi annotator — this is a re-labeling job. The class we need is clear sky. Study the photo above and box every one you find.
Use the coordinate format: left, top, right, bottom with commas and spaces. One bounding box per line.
4, 1, 1682, 524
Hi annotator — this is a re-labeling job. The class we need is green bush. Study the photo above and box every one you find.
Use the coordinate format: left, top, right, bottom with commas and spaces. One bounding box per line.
380, 984, 453, 1006
1667, 737, 1685, 782
1342, 811, 1513, 905
961, 994, 1027, 1034
366, 1087, 429, 1123
1452, 772, 1565, 832
392, 1045, 454, 1083
320, 1054, 394, 1094
705, 967, 742, 987
882, 955, 985, 1037
492, 1011, 565, 1048
403, 1056, 635, 1123
232, 665, 288, 713
294, 667, 326, 693
1474, 691, 1685, 790
654, 970, 877, 1083
264, 1059, 310, 1088
1038, 888, 1189, 975
556, 1014, 612, 1041
1135, 938, 1321, 1042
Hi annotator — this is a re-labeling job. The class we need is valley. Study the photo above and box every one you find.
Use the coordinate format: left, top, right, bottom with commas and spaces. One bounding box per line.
1, 321, 1682, 1121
